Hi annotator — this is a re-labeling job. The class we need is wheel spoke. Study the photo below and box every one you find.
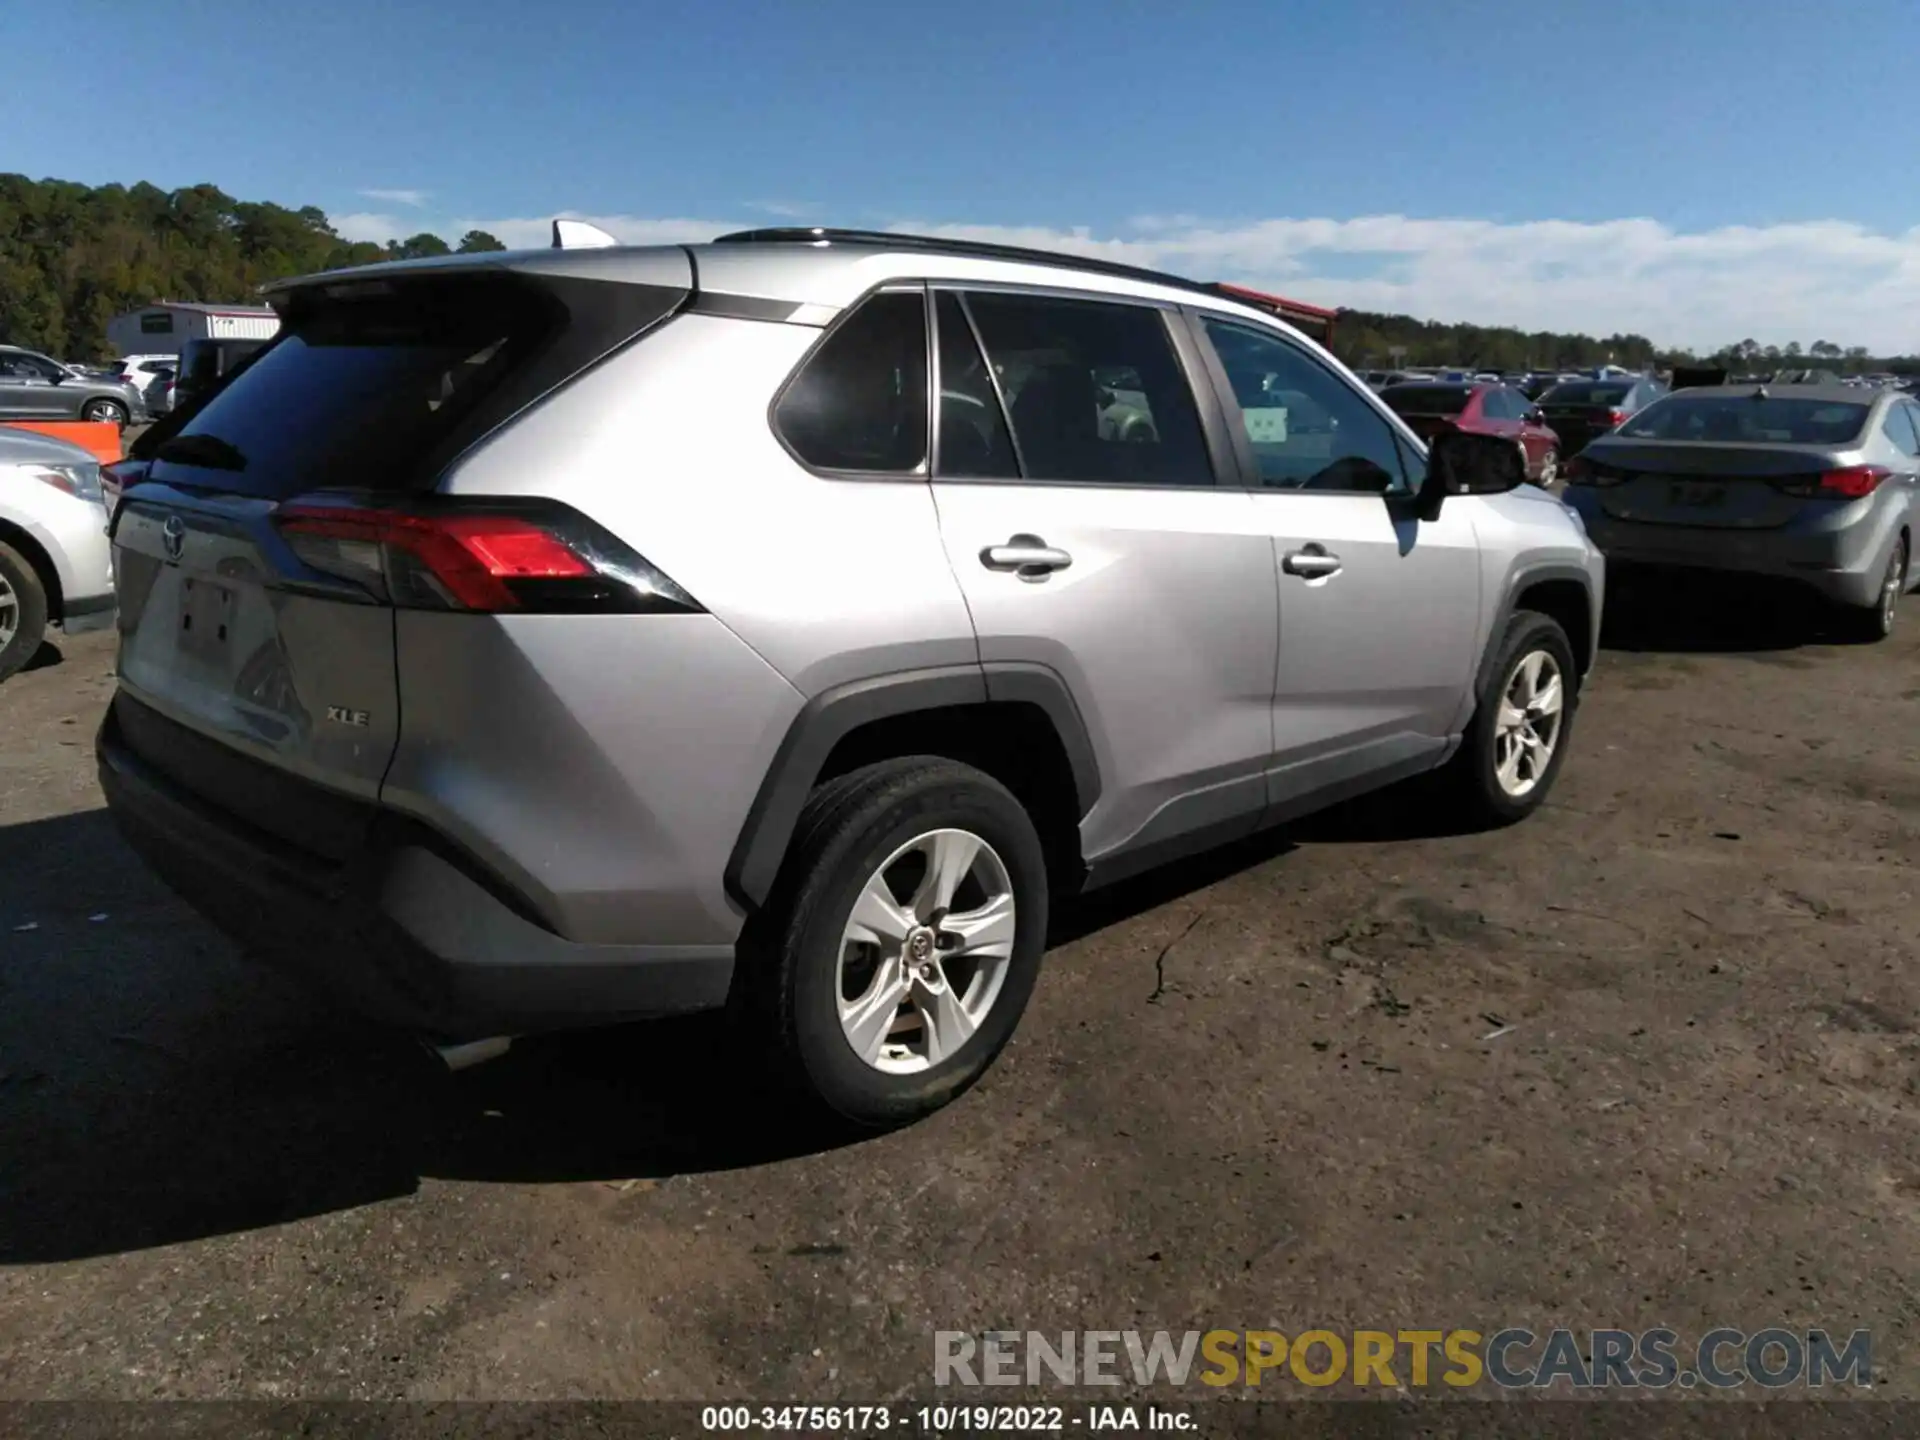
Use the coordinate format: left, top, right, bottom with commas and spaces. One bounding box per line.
1516, 651, 1544, 702
1496, 734, 1525, 789
942, 891, 1016, 959
1497, 701, 1526, 731
913, 972, 978, 1065
917, 830, 982, 919
840, 956, 909, 1064
846, 872, 914, 947
1530, 674, 1563, 718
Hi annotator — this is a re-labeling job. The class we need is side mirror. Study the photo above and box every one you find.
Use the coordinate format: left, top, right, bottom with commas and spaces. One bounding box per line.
1416, 430, 1528, 519
1526, 406, 1546, 423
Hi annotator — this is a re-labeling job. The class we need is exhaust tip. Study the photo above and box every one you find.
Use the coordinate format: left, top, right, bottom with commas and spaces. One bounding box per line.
431, 1036, 514, 1071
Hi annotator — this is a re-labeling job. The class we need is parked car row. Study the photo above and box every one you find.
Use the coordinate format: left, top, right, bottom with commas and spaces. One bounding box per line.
1372, 373, 1670, 488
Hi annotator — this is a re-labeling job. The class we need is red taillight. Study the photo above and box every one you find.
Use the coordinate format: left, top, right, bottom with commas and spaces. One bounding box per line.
1817, 465, 1890, 499
279, 507, 591, 611
1563, 455, 1626, 487
1600, 408, 1626, 428
273, 499, 700, 615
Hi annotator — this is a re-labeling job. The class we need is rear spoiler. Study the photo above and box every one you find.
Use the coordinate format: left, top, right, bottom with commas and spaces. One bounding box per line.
1671, 367, 1728, 391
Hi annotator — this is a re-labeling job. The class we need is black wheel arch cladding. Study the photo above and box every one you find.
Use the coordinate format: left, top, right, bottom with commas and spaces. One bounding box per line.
725, 663, 1101, 912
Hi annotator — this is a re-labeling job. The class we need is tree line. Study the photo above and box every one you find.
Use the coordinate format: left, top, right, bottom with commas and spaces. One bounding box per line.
0, 174, 504, 359
1331, 311, 1916, 376
3, 174, 1916, 373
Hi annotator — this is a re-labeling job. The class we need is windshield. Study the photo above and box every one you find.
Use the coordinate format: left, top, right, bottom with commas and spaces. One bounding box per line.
1618, 395, 1870, 445
1542, 382, 1631, 406
1380, 385, 1471, 417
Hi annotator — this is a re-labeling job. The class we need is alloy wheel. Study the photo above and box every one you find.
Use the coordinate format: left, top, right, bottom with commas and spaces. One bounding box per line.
1493, 649, 1565, 798
1880, 540, 1906, 634
0, 572, 16, 650
836, 828, 1016, 1075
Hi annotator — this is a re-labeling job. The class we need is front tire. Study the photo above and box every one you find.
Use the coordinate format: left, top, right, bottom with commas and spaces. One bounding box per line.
742, 758, 1049, 1129
1535, 447, 1559, 488
1442, 610, 1579, 826
0, 540, 50, 682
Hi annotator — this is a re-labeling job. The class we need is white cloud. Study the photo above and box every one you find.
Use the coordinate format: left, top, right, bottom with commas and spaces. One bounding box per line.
360, 188, 429, 207
327, 210, 1920, 353
745, 200, 823, 219
329, 211, 403, 244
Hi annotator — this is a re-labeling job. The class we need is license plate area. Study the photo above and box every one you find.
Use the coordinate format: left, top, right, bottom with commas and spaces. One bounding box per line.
179, 577, 236, 660
1668, 481, 1728, 509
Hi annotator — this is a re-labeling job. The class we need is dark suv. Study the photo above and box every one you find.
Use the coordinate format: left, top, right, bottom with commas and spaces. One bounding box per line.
172, 337, 270, 410
1536, 375, 1668, 457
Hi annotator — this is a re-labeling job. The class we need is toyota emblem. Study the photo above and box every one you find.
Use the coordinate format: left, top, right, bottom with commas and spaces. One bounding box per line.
161, 514, 186, 562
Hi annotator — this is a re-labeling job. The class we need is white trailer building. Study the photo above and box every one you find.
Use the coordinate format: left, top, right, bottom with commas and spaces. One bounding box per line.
106, 301, 280, 359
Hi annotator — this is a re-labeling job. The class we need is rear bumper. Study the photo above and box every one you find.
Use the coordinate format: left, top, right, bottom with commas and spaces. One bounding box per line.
1570, 505, 1899, 608
96, 703, 735, 1040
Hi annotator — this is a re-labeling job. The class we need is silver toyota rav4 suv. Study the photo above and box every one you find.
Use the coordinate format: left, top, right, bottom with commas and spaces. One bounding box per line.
98, 226, 1604, 1126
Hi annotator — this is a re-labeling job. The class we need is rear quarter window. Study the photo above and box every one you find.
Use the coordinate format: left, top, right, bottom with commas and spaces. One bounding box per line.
774, 290, 929, 473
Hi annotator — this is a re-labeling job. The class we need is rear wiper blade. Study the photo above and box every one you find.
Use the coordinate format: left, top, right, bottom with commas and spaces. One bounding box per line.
153, 433, 249, 471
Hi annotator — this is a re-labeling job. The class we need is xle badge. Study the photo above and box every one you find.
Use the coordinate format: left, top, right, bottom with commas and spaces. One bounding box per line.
325, 706, 371, 728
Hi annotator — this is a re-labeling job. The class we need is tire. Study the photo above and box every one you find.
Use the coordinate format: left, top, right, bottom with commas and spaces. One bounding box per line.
1441, 610, 1579, 827
1837, 535, 1905, 643
0, 539, 51, 682
739, 757, 1050, 1129
1536, 448, 1559, 488
81, 398, 127, 426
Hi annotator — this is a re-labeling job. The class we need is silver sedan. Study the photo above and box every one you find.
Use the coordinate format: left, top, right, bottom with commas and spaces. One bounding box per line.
1564, 383, 1918, 640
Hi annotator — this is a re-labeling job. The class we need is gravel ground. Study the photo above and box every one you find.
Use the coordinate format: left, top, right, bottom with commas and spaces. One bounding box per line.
1, 575, 1917, 1408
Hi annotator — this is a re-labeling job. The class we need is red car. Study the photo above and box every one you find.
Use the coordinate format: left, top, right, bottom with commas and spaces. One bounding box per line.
1377, 381, 1565, 486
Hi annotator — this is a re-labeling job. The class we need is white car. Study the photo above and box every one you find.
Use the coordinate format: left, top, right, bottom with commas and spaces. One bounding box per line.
0, 427, 116, 679
105, 354, 180, 414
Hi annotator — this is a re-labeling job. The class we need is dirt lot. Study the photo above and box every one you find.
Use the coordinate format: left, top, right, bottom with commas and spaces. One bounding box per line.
1, 576, 1917, 1407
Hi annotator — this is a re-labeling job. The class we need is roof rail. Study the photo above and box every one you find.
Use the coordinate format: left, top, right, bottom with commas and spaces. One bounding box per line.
711, 226, 1221, 301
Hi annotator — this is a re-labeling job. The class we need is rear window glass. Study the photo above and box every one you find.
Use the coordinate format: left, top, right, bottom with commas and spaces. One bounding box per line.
1542, 383, 1632, 405
1619, 395, 1870, 444
1380, 385, 1471, 417
147, 278, 564, 498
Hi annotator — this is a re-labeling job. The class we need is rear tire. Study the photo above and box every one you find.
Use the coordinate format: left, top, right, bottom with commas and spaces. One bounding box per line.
81, 398, 128, 426
1536, 448, 1559, 488
0, 540, 50, 682
1440, 610, 1579, 827
738, 758, 1050, 1129
1837, 535, 1905, 643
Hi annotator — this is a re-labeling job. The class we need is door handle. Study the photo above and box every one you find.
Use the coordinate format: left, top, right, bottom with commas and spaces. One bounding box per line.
981, 534, 1073, 581
1282, 545, 1342, 579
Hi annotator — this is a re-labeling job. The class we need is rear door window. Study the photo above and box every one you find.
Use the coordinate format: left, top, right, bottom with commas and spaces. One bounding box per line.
933, 291, 1018, 480
958, 291, 1212, 487
776, 289, 929, 474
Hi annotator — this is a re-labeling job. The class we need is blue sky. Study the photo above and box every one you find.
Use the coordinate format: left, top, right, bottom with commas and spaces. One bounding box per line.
9, 0, 1920, 350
